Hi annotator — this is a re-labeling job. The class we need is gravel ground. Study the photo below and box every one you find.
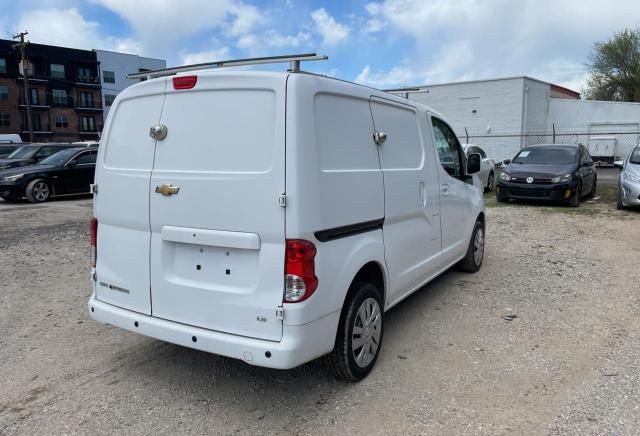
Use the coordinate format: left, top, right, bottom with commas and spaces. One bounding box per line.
0, 192, 639, 435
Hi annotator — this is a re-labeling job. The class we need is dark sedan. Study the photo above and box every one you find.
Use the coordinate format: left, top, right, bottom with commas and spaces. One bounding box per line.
0, 143, 79, 170
496, 144, 597, 207
0, 144, 21, 158
0, 147, 97, 203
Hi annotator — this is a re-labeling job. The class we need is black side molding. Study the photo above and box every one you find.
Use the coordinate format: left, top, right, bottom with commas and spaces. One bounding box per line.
314, 218, 384, 243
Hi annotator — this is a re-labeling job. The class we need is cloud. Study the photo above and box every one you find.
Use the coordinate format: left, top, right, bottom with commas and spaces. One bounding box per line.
18, 7, 141, 53
362, 0, 640, 90
180, 46, 231, 65
355, 64, 422, 88
91, 0, 261, 50
237, 30, 311, 51
311, 8, 350, 46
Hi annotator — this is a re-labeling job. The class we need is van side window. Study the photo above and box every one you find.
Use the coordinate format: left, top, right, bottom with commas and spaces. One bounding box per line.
431, 117, 462, 177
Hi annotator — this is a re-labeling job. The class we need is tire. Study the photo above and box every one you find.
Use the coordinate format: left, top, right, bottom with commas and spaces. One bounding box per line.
459, 220, 485, 273
568, 183, 581, 207
324, 282, 384, 382
26, 179, 51, 203
585, 176, 597, 199
617, 184, 626, 210
484, 171, 494, 193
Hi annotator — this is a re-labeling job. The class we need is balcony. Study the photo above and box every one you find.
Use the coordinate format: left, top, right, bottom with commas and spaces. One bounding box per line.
21, 124, 52, 134
76, 101, 102, 112
75, 75, 101, 87
50, 95, 75, 108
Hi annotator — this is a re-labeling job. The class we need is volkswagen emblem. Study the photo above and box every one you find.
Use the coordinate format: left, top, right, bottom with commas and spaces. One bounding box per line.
526, 176, 534, 184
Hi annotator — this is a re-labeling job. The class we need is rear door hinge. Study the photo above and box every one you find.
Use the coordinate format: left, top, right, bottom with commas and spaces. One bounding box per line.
278, 194, 287, 208
90, 183, 98, 194
275, 307, 284, 320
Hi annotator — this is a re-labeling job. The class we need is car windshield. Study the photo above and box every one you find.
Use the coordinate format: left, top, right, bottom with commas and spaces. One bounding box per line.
39, 148, 80, 166
513, 147, 577, 164
630, 146, 640, 164
7, 146, 38, 159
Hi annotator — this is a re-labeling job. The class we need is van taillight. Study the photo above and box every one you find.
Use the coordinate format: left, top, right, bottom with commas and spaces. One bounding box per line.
284, 239, 318, 303
90, 218, 98, 268
173, 75, 197, 90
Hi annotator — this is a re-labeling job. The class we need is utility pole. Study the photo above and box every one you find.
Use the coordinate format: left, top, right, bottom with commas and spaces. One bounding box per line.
13, 31, 33, 142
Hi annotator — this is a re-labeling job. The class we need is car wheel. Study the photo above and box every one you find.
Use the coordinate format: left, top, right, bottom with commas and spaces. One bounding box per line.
496, 191, 508, 203
485, 171, 494, 193
459, 220, 484, 273
324, 282, 384, 382
568, 183, 581, 207
26, 179, 51, 203
617, 184, 626, 210
586, 176, 597, 199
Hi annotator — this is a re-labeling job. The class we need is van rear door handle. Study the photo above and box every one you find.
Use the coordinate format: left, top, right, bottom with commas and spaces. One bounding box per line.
155, 184, 180, 196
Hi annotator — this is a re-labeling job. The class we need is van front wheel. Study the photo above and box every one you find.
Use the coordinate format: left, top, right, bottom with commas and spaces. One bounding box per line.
459, 220, 484, 272
324, 282, 384, 382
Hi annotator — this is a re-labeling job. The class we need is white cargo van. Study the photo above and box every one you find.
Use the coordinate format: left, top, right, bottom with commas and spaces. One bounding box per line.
88, 55, 485, 381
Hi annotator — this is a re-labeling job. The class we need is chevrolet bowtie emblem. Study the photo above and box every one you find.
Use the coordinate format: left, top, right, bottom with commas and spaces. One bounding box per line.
155, 184, 180, 196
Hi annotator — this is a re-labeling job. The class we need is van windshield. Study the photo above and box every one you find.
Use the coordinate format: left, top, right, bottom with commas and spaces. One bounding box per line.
7, 146, 37, 159
513, 147, 577, 165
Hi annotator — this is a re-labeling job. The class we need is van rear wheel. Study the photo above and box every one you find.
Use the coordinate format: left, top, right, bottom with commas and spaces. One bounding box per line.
324, 282, 384, 382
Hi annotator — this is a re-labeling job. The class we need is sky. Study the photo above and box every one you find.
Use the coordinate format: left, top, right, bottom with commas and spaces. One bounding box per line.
2, 0, 640, 92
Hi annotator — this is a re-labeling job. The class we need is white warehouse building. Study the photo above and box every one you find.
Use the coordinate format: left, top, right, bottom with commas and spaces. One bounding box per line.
389, 77, 640, 162
95, 50, 166, 119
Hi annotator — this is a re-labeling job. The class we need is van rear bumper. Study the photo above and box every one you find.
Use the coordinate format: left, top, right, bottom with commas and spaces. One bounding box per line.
88, 296, 339, 369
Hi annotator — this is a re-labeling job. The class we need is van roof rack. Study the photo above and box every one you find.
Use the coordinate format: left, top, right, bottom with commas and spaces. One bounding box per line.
127, 53, 328, 80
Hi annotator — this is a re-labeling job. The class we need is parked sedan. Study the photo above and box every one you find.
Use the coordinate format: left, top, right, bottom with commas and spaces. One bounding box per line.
496, 143, 597, 207
0, 147, 97, 203
615, 144, 640, 209
0, 144, 21, 158
462, 144, 496, 191
0, 143, 78, 170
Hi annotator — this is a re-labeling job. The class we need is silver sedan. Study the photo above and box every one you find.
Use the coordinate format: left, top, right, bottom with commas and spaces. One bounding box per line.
615, 144, 640, 209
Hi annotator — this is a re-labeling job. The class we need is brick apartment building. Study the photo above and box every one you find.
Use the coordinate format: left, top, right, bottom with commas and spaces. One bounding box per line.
0, 39, 103, 142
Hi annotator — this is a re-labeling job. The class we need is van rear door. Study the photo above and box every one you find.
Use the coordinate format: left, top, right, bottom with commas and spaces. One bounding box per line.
149, 73, 286, 341
94, 79, 166, 314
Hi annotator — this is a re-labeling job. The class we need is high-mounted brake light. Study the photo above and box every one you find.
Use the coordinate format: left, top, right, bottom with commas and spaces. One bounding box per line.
172, 75, 197, 90
284, 239, 318, 303
90, 218, 98, 268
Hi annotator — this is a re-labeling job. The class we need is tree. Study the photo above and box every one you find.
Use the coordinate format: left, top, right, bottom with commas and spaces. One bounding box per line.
585, 29, 640, 102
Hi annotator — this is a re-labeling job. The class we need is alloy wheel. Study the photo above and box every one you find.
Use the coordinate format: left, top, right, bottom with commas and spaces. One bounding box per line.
474, 228, 484, 266
352, 297, 382, 368
33, 182, 50, 202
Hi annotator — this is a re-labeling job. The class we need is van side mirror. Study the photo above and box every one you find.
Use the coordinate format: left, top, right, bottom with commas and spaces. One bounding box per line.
503, 159, 511, 165
467, 153, 481, 175
613, 160, 624, 170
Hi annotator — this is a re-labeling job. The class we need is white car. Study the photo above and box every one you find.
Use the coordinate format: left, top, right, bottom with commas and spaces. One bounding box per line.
88, 56, 485, 381
462, 144, 495, 192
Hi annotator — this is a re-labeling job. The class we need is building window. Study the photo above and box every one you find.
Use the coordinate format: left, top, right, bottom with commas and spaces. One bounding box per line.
103, 70, 115, 83
55, 114, 69, 128
81, 116, 96, 132
51, 63, 65, 79
0, 58, 6, 74
0, 112, 9, 128
78, 67, 91, 81
31, 88, 39, 105
0, 85, 7, 100
52, 89, 67, 105
104, 94, 116, 106
32, 114, 42, 131
79, 92, 94, 108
